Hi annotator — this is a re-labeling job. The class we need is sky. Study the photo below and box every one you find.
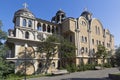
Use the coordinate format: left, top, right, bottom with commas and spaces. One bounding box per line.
0, 0, 120, 46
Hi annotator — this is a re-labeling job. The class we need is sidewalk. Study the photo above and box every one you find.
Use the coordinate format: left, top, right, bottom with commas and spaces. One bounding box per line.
29, 68, 120, 80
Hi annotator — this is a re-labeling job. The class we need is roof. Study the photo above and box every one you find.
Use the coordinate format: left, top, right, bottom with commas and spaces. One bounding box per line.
80, 11, 92, 20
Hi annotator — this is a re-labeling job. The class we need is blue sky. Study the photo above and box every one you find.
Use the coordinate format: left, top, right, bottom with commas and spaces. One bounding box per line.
0, 0, 120, 46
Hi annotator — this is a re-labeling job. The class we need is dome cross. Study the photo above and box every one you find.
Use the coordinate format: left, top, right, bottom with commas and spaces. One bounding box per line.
23, 2, 28, 8
84, 8, 88, 11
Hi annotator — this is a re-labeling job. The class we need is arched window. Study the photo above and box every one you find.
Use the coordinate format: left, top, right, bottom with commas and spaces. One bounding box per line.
81, 36, 84, 42
47, 25, 50, 33
43, 24, 46, 32
95, 26, 97, 34
52, 26, 54, 33
23, 19, 26, 26
85, 37, 87, 42
86, 47, 88, 53
37, 23, 42, 31
92, 39, 94, 45
82, 21, 86, 26
93, 49, 95, 54
81, 47, 84, 53
98, 27, 100, 35
25, 32, 29, 39
28, 20, 32, 27
96, 40, 99, 45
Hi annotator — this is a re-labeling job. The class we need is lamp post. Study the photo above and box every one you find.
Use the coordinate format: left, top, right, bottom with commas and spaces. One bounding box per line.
81, 48, 84, 70
81, 48, 84, 64
24, 43, 28, 80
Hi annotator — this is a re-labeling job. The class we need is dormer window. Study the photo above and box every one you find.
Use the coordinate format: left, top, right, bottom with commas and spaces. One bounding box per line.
28, 20, 32, 27
23, 19, 26, 27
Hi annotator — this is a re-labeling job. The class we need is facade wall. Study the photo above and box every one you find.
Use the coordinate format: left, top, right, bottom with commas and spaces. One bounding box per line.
7, 7, 114, 74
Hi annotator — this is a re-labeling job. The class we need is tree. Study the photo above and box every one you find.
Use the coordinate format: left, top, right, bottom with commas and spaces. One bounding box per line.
37, 35, 60, 73
95, 45, 108, 66
0, 20, 14, 79
37, 34, 76, 73
0, 20, 3, 29
115, 46, 120, 66
59, 38, 76, 67
60, 38, 76, 72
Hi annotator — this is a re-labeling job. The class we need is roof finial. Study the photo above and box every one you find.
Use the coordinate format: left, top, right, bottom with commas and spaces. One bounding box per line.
84, 7, 88, 11
59, 8, 62, 11
23, 2, 28, 8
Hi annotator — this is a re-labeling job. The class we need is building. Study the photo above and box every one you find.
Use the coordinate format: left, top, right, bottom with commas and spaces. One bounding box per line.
6, 4, 114, 75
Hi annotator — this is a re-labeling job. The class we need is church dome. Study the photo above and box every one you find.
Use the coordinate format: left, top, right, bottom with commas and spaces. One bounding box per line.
56, 9, 65, 15
13, 8, 35, 22
14, 8, 35, 17
81, 10, 92, 20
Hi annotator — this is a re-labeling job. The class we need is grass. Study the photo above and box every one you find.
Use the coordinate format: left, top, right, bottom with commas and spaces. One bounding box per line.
115, 73, 120, 75
6, 73, 52, 80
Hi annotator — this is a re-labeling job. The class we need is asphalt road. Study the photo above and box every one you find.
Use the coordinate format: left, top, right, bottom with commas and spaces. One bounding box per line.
29, 68, 119, 80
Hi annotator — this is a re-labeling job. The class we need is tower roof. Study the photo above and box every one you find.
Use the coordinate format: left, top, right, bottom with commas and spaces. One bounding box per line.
13, 3, 35, 22
81, 11, 91, 16
56, 9, 65, 15
80, 8, 92, 20
14, 8, 35, 18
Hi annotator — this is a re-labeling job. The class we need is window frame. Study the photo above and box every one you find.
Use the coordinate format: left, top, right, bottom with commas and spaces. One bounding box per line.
28, 20, 32, 27
23, 19, 27, 27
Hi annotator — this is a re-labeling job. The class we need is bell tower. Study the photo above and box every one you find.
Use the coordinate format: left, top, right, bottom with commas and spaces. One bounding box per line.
51, 9, 66, 24
12, 3, 35, 39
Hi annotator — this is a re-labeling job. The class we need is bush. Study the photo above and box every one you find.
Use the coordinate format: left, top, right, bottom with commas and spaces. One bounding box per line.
103, 63, 112, 68
6, 74, 23, 80
66, 64, 77, 72
77, 64, 95, 71
77, 65, 86, 71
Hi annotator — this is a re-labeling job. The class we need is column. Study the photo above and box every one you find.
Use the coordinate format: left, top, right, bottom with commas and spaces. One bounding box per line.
41, 23, 43, 32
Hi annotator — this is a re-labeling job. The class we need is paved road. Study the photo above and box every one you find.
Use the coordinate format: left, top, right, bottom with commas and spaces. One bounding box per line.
29, 68, 119, 80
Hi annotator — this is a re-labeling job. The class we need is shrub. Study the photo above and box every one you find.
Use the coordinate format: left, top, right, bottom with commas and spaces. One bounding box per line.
77, 64, 95, 71
103, 63, 112, 68
6, 74, 23, 80
66, 64, 77, 72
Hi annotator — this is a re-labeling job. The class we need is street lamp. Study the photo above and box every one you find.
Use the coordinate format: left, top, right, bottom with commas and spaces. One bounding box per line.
24, 43, 28, 80
81, 47, 84, 70
81, 48, 84, 64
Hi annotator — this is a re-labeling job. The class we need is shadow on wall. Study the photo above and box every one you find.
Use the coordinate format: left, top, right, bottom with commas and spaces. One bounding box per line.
61, 77, 109, 80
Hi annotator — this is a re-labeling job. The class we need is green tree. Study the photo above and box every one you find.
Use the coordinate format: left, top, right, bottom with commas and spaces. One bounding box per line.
0, 20, 14, 79
60, 38, 76, 68
37, 35, 76, 73
95, 45, 108, 66
37, 35, 60, 73
0, 20, 3, 29
115, 46, 120, 66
